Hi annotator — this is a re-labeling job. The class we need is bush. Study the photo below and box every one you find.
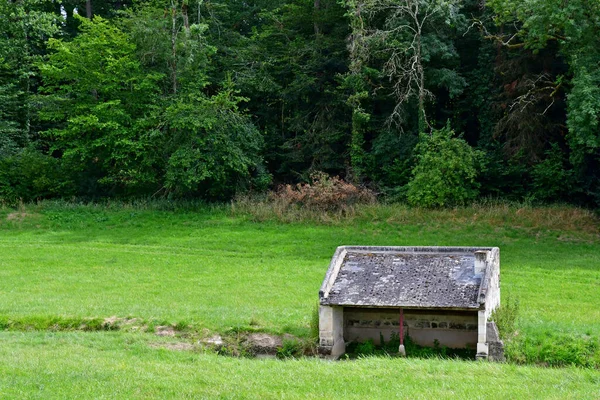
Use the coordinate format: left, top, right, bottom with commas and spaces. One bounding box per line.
406, 123, 484, 207
531, 144, 574, 202
271, 171, 375, 211
0, 149, 73, 204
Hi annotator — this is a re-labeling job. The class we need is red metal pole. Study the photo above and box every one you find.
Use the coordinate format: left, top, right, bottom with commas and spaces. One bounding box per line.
399, 308, 404, 345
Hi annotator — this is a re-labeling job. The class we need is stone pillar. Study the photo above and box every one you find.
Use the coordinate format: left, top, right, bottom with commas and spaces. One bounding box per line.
476, 309, 488, 360
319, 305, 345, 357
474, 251, 487, 275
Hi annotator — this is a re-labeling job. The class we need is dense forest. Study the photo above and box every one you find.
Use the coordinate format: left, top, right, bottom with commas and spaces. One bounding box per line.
1, 0, 599, 207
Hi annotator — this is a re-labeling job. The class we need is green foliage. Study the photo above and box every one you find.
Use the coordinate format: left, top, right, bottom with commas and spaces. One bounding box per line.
406, 123, 483, 207
507, 330, 600, 368
0, 0, 61, 155
38, 15, 163, 194
309, 303, 320, 343
162, 88, 268, 199
0, 84, 26, 157
121, 3, 216, 94
354, 339, 377, 356
276, 338, 304, 359
567, 59, 600, 164
0, 149, 72, 203
33, 10, 268, 201
486, 0, 600, 206
0, 0, 598, 206
350, 109, 370, 182
370, 129, 418, 196
490, 296, 520, 340
531, 144, 574, 202
209, 0, 351, 181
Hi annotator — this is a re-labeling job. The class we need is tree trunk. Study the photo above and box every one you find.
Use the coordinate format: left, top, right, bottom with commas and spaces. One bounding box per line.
182, 1, 190, 33
171, 0, 178, 94
86, 0, 92, 19
417, 33, 426, 134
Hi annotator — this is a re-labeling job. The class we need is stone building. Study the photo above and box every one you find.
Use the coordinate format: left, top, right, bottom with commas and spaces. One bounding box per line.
318, 246, 502, 360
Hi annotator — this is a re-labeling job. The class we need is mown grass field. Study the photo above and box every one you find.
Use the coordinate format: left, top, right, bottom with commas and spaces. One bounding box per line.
1, 332, 599, 399
0, 201, 599, 398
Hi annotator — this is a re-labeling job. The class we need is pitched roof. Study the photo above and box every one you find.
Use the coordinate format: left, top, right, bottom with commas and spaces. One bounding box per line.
320, 246, 493, 309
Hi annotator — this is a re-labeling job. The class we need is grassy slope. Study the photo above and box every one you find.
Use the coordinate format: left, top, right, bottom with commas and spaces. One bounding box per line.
0, 203, 598, 337
0, 202, 599, 398
1, 331, 599, 399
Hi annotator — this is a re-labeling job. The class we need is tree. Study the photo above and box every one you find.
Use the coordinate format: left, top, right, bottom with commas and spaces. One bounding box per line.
202, 0, 352, 181
0, 0, 60, 155
38, 15, 163, 195
121, 3, 269, 199
162, 85, 268, 199
344, 0, 465, 132
122, 2, 216, 95
486, 0, 600, 205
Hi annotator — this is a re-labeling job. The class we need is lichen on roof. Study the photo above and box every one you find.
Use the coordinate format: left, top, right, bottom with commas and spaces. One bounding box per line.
320, 247, 487, 309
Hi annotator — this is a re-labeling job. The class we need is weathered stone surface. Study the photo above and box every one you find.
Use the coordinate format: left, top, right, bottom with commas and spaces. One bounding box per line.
202, 335, 224, 347
322, 249, 482, 308
318, 306, 344, 356
486, 322, 505, 362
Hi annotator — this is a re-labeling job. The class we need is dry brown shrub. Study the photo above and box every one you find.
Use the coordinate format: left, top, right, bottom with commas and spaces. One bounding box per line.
270, 172, 375, 212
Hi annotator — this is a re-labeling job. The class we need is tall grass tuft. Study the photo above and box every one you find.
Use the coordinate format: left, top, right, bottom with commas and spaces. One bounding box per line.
491, 295, 520, 340
309, 303, 320, 344
506, 330, 600, 368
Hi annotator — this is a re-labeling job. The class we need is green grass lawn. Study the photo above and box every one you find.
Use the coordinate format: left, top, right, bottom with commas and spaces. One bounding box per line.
1, 202, 599, 336
0, 201, 599, 397
1, 331, 599, 399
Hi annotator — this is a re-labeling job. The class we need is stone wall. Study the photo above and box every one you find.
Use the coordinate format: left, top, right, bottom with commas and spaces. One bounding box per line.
486, 321, 505, 362
343, 307, 478, 349
481, 247, 501, 321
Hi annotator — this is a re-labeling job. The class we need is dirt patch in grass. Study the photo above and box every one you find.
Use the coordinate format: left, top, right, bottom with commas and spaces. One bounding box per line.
246, 333, 283, 354
155, 325, 176, 337
6, 212, 39, 222
102, 316, 121, 326
200, 332, 311, 358
102, 316, 144, 331
149, 341, 194, 351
